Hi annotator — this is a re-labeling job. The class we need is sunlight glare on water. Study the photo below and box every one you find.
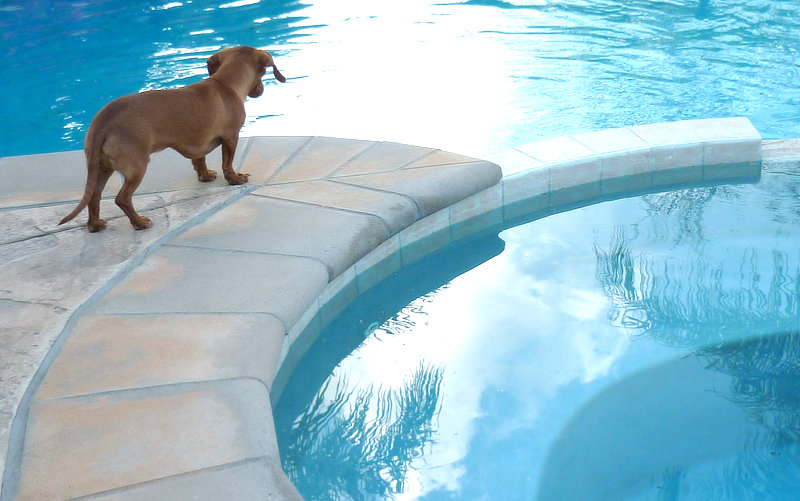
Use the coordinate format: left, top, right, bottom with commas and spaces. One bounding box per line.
1, 0, 798, 157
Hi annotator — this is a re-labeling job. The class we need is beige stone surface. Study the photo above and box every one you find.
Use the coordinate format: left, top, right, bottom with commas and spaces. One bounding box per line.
239, 136, 311, 185
334, 141, 434, 176
36, 313, 285, 400
0, 187, 241, 495
404, 149, 479, 168
339, 161, 503, 217
268, 137, 373, 184
90, 246, 329, 329
18, 379, 276, 500
173, 195, 388, 278
90, 458, 303, 500
254, 180, 418, 235
0, 150, 95, 208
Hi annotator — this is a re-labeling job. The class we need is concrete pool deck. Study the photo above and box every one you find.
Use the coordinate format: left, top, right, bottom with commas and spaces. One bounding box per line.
0, 117, 793, 499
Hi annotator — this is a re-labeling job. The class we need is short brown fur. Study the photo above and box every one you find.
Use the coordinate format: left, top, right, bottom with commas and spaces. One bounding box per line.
59, 46, 286, 232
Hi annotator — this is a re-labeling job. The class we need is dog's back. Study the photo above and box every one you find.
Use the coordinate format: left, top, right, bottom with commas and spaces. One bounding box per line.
90, 80, 244, 161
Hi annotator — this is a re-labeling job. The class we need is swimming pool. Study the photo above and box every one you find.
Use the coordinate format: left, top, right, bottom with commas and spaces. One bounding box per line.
2, 0, 798, 158
275, 158, 800, 499
4, 0, 799, 499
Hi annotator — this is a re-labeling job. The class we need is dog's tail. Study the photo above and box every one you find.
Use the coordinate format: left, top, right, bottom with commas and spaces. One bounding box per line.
58, 138, 101, 226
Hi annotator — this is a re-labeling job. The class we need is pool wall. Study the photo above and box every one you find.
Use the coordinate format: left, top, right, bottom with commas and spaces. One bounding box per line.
0, 117, 774, 499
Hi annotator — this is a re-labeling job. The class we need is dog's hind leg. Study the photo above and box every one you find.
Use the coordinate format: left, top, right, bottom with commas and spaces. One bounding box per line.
87, 166, 114, 232
192, 157, 217, 182
114, 158, 152, 230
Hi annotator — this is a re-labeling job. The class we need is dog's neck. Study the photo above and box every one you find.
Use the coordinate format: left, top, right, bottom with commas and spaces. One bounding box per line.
208, 62, 257, 101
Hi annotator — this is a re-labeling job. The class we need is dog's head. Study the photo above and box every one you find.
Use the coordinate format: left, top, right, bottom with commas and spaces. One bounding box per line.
207, 46, 286, 98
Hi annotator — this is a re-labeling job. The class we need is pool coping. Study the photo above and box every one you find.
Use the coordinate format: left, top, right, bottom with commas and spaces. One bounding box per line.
271, 117, 767, 401
0, 117, 785, 499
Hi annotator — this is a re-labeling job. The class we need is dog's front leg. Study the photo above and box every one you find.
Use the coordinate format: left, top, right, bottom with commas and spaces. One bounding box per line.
192, 157, 217, 182
221, 136, 249, 185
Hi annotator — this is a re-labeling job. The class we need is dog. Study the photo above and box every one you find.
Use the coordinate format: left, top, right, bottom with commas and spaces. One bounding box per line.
59, 46, 286, 232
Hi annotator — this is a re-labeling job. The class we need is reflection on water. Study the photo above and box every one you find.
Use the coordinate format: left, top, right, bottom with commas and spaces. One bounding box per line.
537, 336, 800, 500
573, 179, 800, 498
277, 167, 800, 499
3, 0, 800, 157
283, 363, 444, 500
595, 183, 800, 349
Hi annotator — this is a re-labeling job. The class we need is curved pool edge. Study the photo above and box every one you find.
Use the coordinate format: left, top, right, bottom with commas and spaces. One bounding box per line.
0, 117, 789, 499
0, 136, 501, 500
273, 117, 767, 401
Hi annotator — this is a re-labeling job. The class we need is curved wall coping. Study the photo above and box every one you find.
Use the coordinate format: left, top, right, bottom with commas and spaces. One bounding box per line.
0, 117, 775, 499
274, 117, 764, 398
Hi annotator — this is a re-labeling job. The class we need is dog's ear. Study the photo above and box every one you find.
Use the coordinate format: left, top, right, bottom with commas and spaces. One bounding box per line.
207, 54, 221, 76
259, 52, 287, 83
272, 64, 286, 83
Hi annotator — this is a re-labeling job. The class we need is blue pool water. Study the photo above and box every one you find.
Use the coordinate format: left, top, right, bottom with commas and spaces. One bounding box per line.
1, 0, 798, 159
6, 1, 800, 499
275, 164, 800, 500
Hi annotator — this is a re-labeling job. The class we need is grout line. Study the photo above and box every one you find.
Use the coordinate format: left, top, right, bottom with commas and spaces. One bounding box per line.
234, 136, 254, 172
73, 455, 284, 500
34, 375, 273, 405
79, 310, 287, 331
262, 136, 315, 184
162, 242, 332, 277
321, 140, 378, 180
325, 140, 380, 177
397, 148, 441, 169
248, 190, 394, 238
511, 146, 544, 164
165, 241, 328, 262
328, 178, 423, 220
569, 135, 600, 155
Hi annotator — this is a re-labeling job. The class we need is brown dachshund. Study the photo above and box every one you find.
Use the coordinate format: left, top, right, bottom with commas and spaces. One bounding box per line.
59, 46, 286, 232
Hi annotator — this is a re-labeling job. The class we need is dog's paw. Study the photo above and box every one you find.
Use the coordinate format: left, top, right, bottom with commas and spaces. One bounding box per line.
133, 216, 152, 230
226, 172, 250, 185
88, 219, 107, 232
198, 169, 217, 182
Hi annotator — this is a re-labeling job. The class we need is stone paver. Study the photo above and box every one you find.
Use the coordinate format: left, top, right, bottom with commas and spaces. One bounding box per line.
0, 120, 783, 499
338, 161, 504, 217
253, 181, 418, 236
0, 135, 500, 499
267, 137, 373, 184
89, 458, 302, 501
238, 136, 311, 185
36, 314, 285, 400
333, 141, 434, 176
172, 195, 388, 278
89, 246, 329, 330
18, 379, 275, 500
